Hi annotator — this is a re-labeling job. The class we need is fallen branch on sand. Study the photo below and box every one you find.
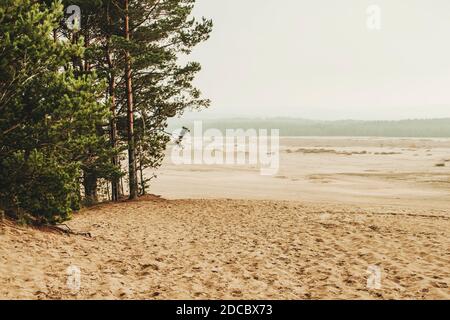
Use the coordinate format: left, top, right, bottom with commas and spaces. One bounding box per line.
43, 224, 92, 238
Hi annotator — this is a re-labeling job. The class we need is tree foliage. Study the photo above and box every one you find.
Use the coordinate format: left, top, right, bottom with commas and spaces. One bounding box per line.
0, 0, 116, 223
0, 0, 211, 223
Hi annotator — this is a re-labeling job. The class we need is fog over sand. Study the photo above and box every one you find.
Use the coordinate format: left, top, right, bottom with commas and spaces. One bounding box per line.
1, 137, 449, 299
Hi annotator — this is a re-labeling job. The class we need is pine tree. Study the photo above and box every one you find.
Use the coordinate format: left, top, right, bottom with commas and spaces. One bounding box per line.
60, 0, 213, 198
21, 0, 213, 203
47, 0, 124, 203
0, 0, 117, 223
119, 0, 213, 194
123, 0, 138, 199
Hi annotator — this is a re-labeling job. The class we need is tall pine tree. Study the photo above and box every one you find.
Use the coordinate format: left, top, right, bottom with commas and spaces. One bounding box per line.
0, 0, 117, 223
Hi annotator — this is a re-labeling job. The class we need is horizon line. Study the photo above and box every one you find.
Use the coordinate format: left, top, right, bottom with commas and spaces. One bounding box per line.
172, 116, 450, 122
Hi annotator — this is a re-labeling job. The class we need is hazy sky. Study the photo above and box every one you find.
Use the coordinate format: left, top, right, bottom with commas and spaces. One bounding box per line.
182, 0, 450, 120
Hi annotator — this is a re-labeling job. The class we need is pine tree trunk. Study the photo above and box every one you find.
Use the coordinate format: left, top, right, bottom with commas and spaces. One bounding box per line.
83, 170, 98, 205
106, 4, 120, 202
109, 73, 120, 201
106, 31, 120, 201
124, 0, 138, 200
139, 149, 146, 195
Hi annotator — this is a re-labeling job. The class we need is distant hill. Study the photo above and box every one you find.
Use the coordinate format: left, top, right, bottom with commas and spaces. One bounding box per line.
168, 118, 450, 138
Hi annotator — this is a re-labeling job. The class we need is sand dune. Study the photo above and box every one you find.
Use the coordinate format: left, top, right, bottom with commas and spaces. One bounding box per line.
1, 198, 449, 300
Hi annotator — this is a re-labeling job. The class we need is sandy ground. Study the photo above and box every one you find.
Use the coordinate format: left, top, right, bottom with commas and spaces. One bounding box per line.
1, 137, 449, 300
153, 137, 450, 209
1, 198, 449, 300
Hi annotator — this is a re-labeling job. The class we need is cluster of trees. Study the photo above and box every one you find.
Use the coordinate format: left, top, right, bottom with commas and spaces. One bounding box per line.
0, 0, 212, 224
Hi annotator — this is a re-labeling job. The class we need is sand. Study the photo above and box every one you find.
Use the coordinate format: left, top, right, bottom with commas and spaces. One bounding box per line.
153, 137, 450, 209
1, 137, 449, 300
1, 198, 449, 300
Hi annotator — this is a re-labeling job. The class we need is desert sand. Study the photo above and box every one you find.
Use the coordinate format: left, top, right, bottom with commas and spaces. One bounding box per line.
154, 137, 450, 209
1, 137, 449, 299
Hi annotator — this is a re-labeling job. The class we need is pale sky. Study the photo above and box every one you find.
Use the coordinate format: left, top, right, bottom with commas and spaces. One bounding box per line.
183, 0, 450, 120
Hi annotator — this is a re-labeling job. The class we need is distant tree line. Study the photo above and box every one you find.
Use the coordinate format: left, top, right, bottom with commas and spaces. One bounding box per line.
170, 118, 450, 138
0, 0, 212, 224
